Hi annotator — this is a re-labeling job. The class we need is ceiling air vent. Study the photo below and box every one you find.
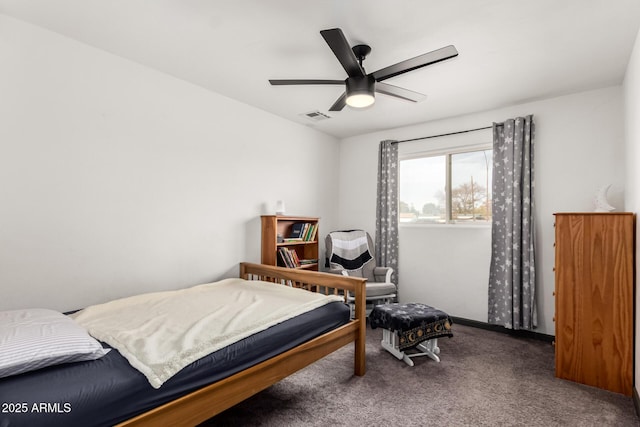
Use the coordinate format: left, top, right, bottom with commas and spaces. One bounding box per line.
300, 110, 331, 122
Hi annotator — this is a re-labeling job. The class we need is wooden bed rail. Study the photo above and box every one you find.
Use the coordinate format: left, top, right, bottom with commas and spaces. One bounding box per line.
118, 262, 367, 427
240, 262, 364, 297
240, 262, 367, 375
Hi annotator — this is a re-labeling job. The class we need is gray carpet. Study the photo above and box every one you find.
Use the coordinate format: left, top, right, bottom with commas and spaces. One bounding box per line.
200, 324, 639, 426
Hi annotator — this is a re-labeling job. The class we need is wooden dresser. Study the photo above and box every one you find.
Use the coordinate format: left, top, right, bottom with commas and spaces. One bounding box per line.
553, 212, 635, 396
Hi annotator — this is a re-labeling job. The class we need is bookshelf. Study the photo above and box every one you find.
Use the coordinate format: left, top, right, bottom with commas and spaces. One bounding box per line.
261, 215, 319, 270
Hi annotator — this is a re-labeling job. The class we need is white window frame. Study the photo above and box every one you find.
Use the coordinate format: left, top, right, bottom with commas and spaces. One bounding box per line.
399, 142, 493, 227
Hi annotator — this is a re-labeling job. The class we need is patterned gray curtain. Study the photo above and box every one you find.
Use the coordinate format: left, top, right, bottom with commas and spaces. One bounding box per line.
375, 140, 399, 295
488, 115, 536, 330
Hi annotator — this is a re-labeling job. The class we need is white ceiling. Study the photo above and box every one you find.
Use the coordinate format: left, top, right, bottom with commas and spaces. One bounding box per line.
2, 0, 640, 139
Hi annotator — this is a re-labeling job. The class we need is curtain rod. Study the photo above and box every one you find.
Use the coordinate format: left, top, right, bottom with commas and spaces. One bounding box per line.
392, 125, 495, 144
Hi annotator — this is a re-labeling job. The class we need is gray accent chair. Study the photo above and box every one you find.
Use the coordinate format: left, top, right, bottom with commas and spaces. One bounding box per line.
325, 231, 397, 314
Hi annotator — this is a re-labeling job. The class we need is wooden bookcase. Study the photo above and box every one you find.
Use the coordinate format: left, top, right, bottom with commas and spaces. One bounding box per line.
553, 212, 635, 396
261, 215, 319, 271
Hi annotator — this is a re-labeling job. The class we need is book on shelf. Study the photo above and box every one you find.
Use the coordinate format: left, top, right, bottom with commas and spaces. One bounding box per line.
277, 248, 292, 268
285, 222, 319, 243
289, 223, 305, 239
307, 223, 318, 241
290, 249, 301, 266
275, 248, 316, 268
277, 247, 301, 268
288, 249, 298, 268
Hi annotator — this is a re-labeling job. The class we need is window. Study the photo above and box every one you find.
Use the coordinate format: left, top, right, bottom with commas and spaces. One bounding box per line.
399, 147, 492, 224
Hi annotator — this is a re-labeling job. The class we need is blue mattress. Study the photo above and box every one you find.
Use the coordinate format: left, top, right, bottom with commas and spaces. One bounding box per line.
0, 301, 350, 427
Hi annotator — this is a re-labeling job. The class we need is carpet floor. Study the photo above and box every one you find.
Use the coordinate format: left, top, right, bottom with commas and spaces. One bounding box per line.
200, 323, 639, 426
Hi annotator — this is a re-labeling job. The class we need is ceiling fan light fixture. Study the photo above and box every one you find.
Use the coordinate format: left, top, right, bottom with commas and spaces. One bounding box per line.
346, 93, 375, 108
345, 76, 375, 108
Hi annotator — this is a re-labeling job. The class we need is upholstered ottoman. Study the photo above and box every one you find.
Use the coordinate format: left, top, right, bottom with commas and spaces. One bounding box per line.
370, 303, 453, 366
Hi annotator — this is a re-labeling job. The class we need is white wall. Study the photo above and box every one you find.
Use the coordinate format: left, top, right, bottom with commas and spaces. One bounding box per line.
623, 27, 640, 398
397, 129, 492, 323
339, 86, 625, 336
0, 15, 340, 312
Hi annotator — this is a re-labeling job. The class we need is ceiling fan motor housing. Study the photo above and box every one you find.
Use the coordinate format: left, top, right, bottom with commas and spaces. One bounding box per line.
346, 75, 375, 97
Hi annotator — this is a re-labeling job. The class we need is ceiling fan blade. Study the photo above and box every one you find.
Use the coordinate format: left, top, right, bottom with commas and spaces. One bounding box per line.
371, 45, 459, 82
320, 28, 365, 78
269, 79, 344, 85
375, 82, 426, 103
329, 92, 347, 111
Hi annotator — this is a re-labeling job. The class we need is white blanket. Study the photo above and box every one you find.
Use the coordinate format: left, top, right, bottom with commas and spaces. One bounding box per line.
71, 278, 344, 388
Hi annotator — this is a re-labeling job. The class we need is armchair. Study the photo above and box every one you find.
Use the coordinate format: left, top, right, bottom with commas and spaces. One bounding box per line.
325, 230, 397, 314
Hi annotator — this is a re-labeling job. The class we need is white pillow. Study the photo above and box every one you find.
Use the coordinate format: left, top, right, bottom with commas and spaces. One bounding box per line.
0, 308, 110, 379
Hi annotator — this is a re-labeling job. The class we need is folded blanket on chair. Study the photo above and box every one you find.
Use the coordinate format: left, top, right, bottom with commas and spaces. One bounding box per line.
328, 230, 373, 274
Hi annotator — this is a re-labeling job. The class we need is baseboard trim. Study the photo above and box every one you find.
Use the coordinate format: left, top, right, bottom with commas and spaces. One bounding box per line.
633, 387, 640, 418
451, 316, 555, 343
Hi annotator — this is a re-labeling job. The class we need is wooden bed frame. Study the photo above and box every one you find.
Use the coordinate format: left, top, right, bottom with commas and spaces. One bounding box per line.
116, 262, 367, 427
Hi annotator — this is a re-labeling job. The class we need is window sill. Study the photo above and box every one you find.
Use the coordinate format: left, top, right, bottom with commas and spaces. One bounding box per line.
400, 222, 491, 229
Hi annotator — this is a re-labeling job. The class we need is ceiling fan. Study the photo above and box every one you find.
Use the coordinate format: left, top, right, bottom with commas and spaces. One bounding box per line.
269, 28, 458, 111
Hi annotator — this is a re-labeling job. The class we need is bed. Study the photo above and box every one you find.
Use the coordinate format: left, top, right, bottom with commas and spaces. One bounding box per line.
0, 262, 367, 427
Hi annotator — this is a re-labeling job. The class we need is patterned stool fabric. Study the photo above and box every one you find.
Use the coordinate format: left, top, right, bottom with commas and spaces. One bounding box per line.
370, 303, 453, 350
